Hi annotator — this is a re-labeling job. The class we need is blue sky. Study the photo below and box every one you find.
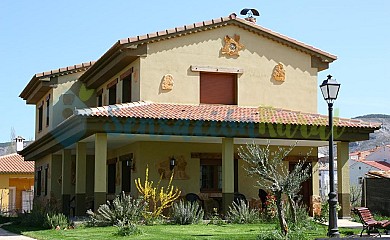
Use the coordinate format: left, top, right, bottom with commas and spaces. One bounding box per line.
0, 0, 389, 142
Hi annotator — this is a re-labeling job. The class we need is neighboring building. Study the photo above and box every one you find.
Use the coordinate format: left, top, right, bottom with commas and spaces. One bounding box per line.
0, 137, 34, 214
318, 154, 338, 199
363, 170, 390, 215
349, 146, 390, 187
19, 13, 380, 218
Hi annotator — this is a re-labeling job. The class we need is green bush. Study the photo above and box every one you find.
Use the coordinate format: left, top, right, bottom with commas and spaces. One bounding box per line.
227, 199, 260, 224
171, 200, 204, 225
87, 192, 146, 226
45, 213, 70, 229
116, 220, 142, 236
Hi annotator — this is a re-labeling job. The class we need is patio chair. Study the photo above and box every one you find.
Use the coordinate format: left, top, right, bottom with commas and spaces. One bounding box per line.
185, 193, 204, 208
233, 193, 247, 204
352, 207, 390, 237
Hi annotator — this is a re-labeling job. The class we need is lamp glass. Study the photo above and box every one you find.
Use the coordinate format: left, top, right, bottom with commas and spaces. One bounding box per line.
320, 76, 340, 102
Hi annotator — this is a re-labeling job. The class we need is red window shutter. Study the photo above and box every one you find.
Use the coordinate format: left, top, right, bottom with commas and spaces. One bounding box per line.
200, 73, 236, 105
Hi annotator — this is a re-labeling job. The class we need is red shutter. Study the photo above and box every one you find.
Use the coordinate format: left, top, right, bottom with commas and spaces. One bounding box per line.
200, 73, 236, 105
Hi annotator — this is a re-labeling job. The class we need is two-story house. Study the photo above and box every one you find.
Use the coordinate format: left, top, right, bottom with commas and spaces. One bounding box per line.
19, 13, 380, 218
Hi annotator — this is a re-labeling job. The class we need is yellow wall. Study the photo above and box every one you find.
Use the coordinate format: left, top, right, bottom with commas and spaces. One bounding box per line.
96, 59, 141, 106
35, 71, 95, 140
140, 25, 318, 112
9, 178, 34, 211
107, 141, 318, 201
0, 174, 34, 211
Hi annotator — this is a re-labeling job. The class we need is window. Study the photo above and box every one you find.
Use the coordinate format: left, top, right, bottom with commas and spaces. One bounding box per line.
36, 167, 42, 196
200, 73, 237, 105
44, 165, 49, 196
97, 90, 103, 107
122, 74, 132, 103
358, 177, 363, 184
107, 79, 118, 105
38, 103, 43, 131
200, 159, 222, 192
46, 95, 50, 126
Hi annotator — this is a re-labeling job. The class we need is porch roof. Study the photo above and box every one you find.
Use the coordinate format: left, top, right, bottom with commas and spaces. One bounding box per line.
20, 102, 380, 161
75, 101, 380, 129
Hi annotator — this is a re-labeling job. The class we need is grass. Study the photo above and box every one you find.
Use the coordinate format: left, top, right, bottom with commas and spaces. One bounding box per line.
2, 222, 362, 240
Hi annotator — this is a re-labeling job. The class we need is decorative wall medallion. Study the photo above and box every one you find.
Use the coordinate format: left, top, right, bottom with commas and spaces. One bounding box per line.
161, 74, 174, 90
272, 63, 285, 81
221, 34, 244, 56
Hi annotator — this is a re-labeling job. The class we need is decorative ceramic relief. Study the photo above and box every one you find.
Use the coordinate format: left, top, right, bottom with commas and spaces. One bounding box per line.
157, 155, 189, 180
272, 63, 285, 81
221, 34, 244, 56
161, 74, 174, 90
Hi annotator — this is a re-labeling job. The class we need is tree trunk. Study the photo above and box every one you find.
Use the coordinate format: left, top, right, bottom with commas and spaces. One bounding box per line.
275, 192, 288, 236
288, 195, 297, 224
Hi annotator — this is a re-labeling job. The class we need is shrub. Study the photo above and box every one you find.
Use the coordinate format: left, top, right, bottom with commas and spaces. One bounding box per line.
171, 200, 204, 225
45, 213, 70, 229
135, 167, 181, 222
227, 199, 260, 224
116, 220, 142, 236
87, 192, 146, 226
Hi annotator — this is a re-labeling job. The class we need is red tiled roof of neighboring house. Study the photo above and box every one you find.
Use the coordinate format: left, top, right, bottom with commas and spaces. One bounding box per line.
359, 160, 390, 171
117, 13, 337, 61
0, 153, 34, 174
75, 101, 381, 129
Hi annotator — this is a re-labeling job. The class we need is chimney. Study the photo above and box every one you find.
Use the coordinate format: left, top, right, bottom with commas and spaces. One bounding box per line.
15, 136, 25, 152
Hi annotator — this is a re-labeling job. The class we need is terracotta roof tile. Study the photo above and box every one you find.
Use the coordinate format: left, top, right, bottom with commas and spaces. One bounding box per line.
75, 101, 380, 129
363, 161, 390, 171
115, 13, 336, 61
34, 61, 96, 79
0, 153, 34, 174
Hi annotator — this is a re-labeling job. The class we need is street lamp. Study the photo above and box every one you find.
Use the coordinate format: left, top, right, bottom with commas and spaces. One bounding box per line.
320, 74, 341, 237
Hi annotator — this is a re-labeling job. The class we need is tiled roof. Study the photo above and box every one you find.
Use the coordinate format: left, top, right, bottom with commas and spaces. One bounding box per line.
117, 13, 336, 61
367, 170, 390, 179
35, 61, 95, 78
75, 101, 381, 129
0, 153, 34, 174
362, 161, 390, 171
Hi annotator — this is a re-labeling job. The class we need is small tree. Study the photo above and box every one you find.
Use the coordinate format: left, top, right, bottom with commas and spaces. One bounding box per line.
238, 142, 312, 236
135, 166, 181, 221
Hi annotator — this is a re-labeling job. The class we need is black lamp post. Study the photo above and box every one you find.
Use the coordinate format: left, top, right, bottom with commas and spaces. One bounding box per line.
320, 75, 341, 238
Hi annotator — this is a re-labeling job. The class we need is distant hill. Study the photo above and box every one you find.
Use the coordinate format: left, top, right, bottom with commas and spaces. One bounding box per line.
350, 114, 390, 152
0, 141, 33, 156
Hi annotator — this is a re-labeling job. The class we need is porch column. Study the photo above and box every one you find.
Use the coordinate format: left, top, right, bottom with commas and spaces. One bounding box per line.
337, 141, 350, 218
222, 138, 234, 213
75, 142, 87, 216
61, 149, 72, 216
311, 160, 321, 217
94, 133, 107, 212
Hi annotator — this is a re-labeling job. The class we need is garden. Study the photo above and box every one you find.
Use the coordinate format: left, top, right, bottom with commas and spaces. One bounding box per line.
0, 143, 370, 239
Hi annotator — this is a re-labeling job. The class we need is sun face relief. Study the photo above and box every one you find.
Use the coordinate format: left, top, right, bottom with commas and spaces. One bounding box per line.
221, 34, 244, 56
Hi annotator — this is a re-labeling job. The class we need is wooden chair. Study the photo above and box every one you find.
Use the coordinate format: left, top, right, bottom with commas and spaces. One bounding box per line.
352, 207, 390, 237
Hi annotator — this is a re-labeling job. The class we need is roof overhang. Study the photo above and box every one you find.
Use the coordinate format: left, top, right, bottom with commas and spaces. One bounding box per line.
19, 115, 379, 161
79, 44, 147, 88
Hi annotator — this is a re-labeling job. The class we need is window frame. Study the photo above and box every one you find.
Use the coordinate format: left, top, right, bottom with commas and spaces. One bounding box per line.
38, 102, 43, 132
